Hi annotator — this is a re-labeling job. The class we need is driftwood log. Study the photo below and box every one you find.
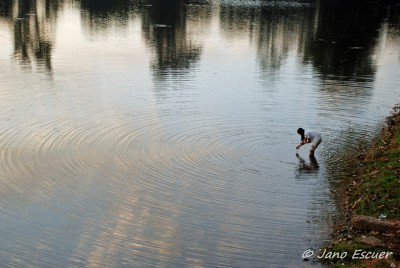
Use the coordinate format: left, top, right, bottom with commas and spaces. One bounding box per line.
351, 215, 400, 233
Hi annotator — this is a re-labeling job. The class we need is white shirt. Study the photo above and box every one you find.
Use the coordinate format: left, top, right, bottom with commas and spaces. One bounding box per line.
305, 130, 321, 143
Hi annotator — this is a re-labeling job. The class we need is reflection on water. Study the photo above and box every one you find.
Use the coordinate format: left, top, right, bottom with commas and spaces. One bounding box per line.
296, 154, 319, 174
310, 1, 384, 77
7, 0, 58, 73
0, 0, 400, 267
141, 0, 205, 75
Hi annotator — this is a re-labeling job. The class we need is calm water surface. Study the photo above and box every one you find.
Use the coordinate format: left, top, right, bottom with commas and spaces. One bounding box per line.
0, 0, 400, 267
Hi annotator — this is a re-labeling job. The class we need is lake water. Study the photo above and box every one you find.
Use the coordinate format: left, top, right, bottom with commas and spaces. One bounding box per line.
0, 0, 399, 267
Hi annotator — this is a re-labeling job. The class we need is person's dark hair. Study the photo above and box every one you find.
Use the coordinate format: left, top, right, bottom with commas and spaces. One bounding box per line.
297, 128, 305, 141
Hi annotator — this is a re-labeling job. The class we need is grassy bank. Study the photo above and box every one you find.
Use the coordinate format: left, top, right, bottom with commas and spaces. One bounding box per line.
322, 110, 400, 268
345, 112, 400, 220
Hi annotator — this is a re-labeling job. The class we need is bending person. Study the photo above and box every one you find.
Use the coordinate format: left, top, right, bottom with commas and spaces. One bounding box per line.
296, 128, 322, 156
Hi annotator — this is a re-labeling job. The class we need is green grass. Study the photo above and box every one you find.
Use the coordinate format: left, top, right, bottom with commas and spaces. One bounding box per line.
395, 134, 400, 145
350, 149, 400, 218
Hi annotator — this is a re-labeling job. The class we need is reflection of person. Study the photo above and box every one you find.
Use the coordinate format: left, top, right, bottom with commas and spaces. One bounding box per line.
296, 153, 319, 171
296, 128, 322, 156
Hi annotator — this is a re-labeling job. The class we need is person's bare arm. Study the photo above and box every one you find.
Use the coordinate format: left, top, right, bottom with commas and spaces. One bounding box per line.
296, 140, 305, 149
296, 137, 310, 149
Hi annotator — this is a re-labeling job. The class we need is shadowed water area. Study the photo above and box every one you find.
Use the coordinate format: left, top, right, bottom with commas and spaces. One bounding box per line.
0, 0, 399, 267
